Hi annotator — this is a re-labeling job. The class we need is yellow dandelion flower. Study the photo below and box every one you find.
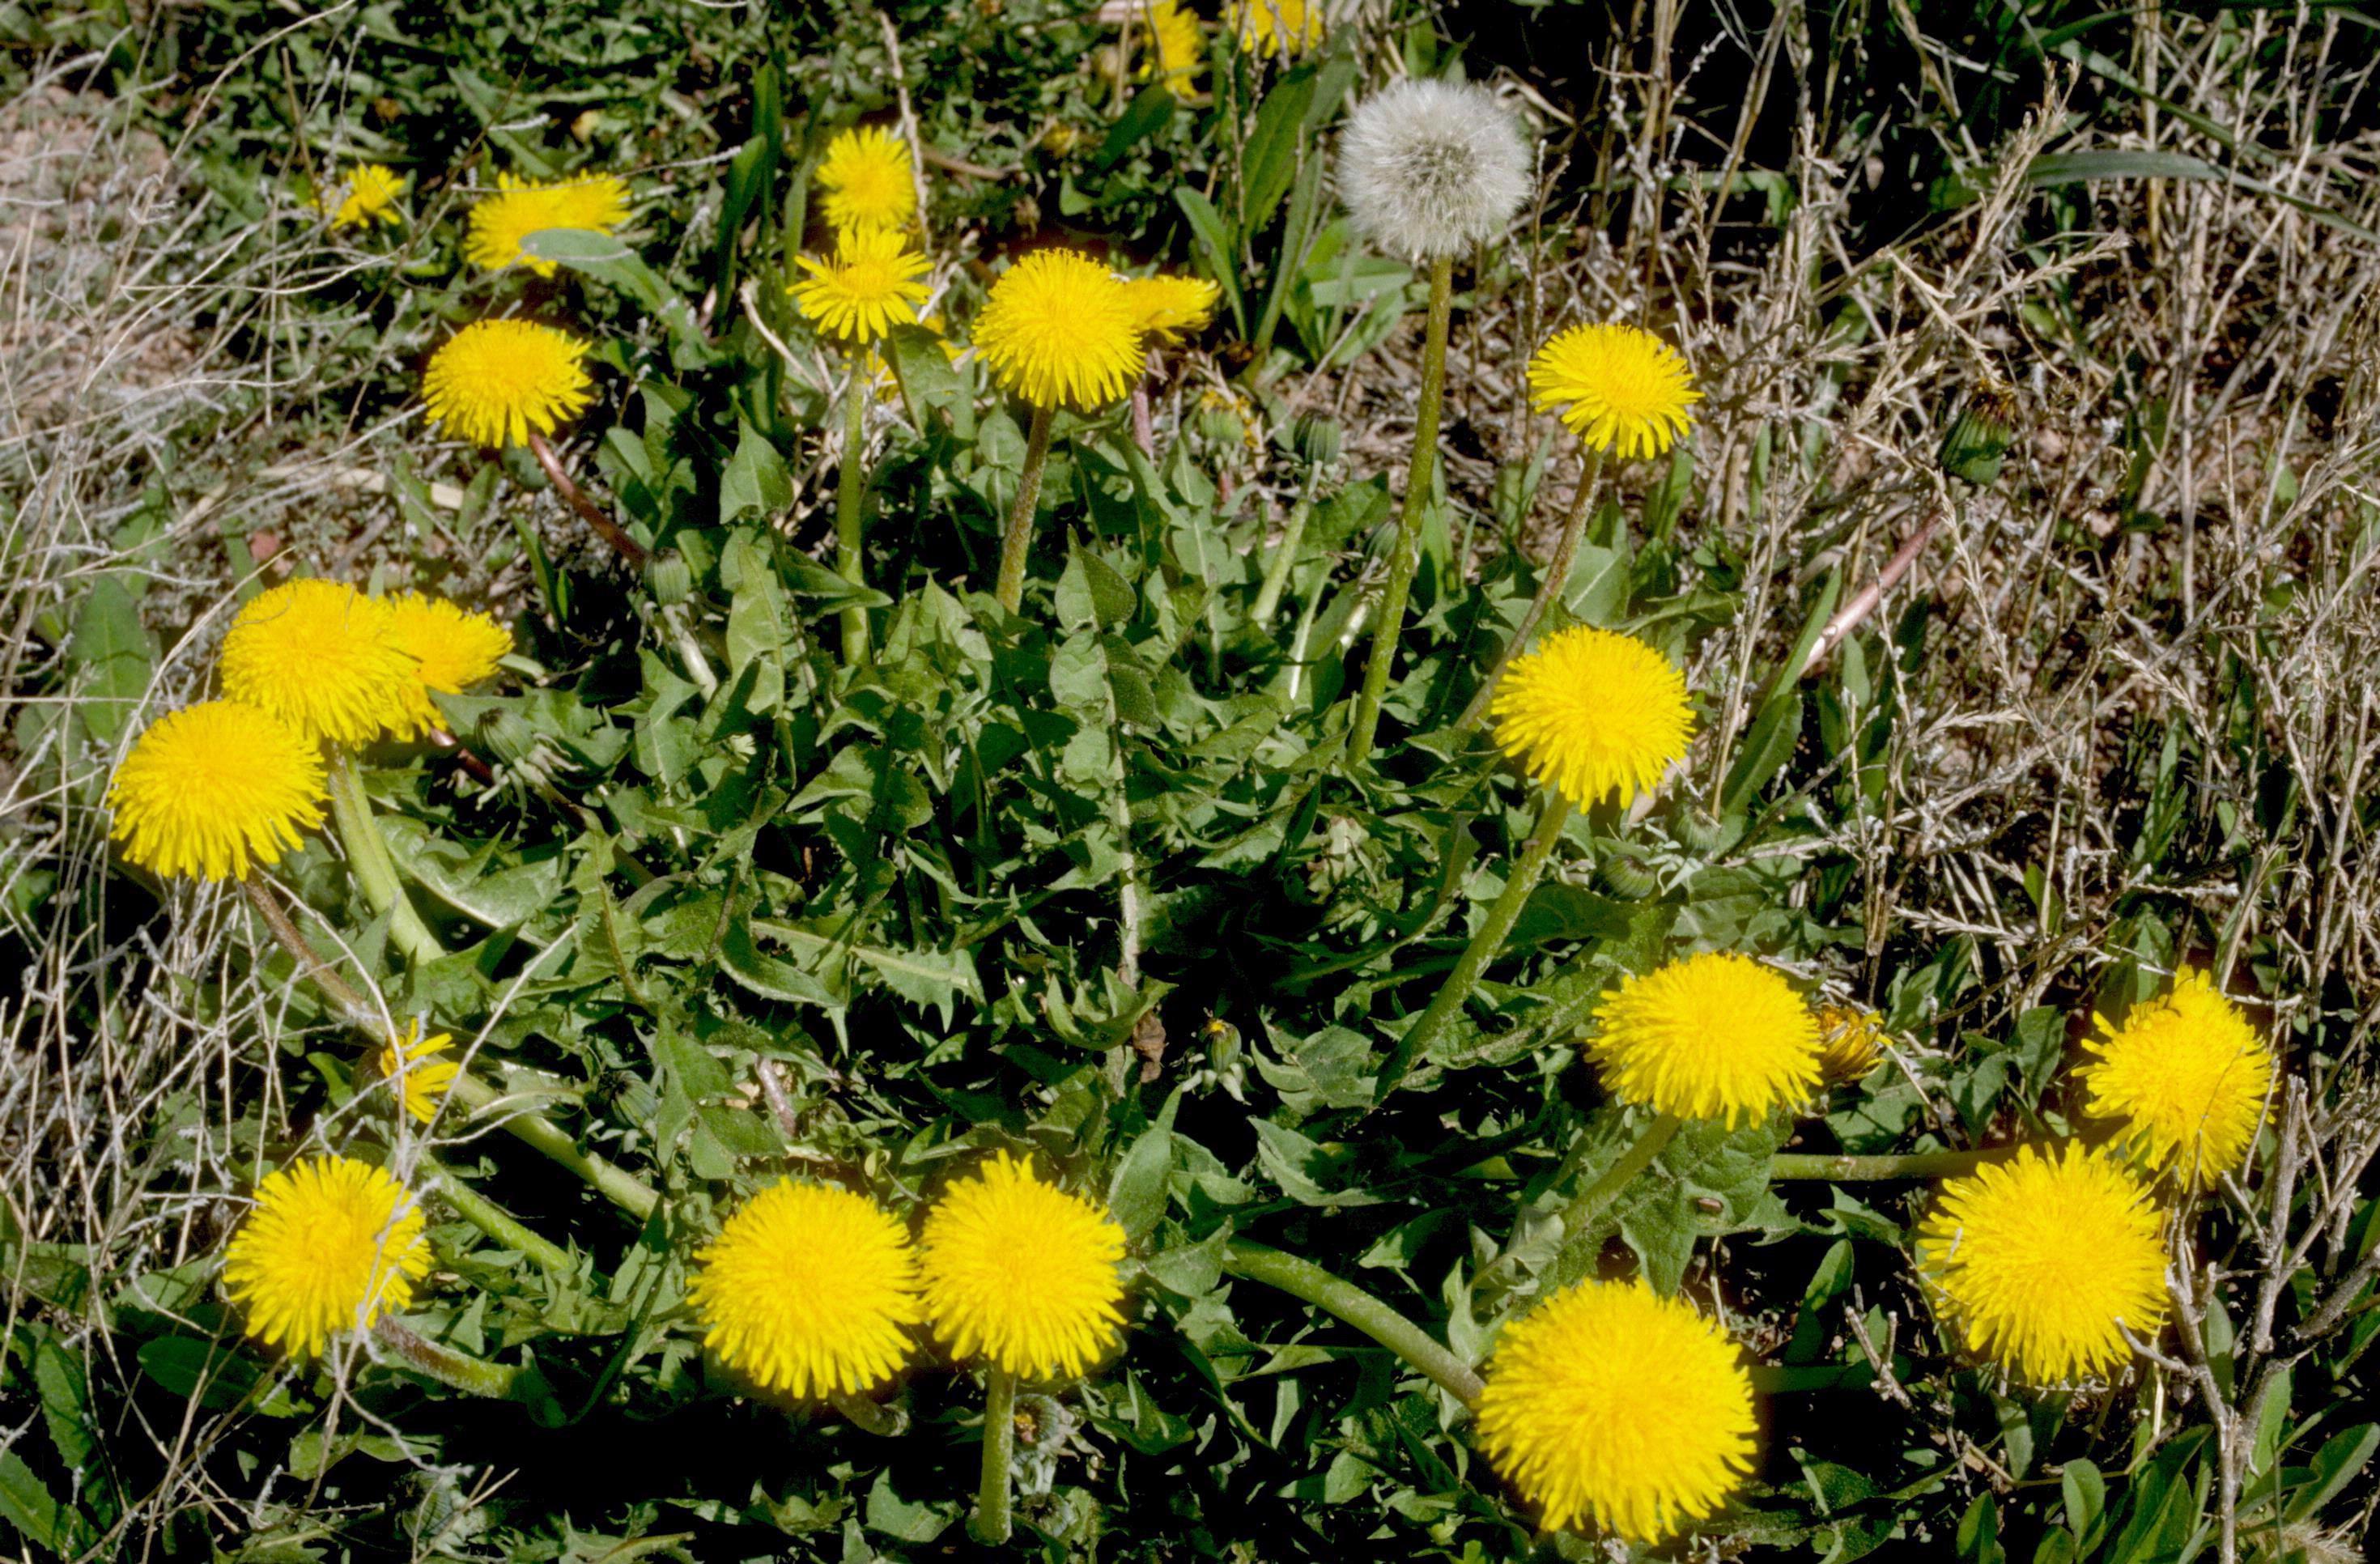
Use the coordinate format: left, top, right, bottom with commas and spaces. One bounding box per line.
465, 172, 631, 275
316, 163, 404, 230
972, 249, 1147, 411
108, 701, 326, 882
422, 319, 594, 450
1231, 0, 1322, 58
223, 1155, 431, 1358
1489, 623, 1694, 812
2079, 969, 2275, 1183
377, 1019, 459, 1125
689, 1180, 924, 1398
383, 592, 512, 740
1917, 1141, 2170, 1383
1530, 324, 1702, 460
219, 579, 418, 748
816, 125, 916, 238
1815, 1005, 1888, 1086
1139, 0, 1204, 92
1123, 273, 1220, 345
790, 226, 932, 346
1590, 951, 1822, 1125
1477, 1277, 1756, 1543
920, 1153, 1127, 1379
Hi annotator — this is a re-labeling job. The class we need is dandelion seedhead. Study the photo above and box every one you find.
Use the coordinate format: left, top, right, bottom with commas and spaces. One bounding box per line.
1339, 77, 1531, 260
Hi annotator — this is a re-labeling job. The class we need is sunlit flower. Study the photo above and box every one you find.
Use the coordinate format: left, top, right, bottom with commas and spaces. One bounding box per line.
1815, 1005, 1887, 1086
2079, 969, 2275, 1183
316, 164, 404, 230
465, 172, 631, 274
382, 592, 512, 739
971, 249, 1146, 410
223, 1155, 431, 1358
920, 1153, 1126, 1379
1489, 623, 1693, 811
1139, 0, 1204, 92
219, 579, 418, 748
1530, 323, 1701, 460
1340, 77, 1531, 260
377, 1020, 459, 1125
1917, 1141, 2170, 1383
1589, 951, 1822, 1125
791, 226, 932, 345
1123, 273, 1220, 344
816, 125, 916, 238
108, 701, 325, 882
422, 319, 594, 449
689, 1179, 924, 1399
1231, 0, 1322, 58
1477, 1277, 1756, 1542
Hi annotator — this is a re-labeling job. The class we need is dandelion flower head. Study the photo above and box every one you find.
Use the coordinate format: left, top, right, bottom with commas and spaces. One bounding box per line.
317, 164, 404, 230
1232, 0, 1323, 59
223, 1155, 431, 1358
465, 172, 631, 274
791, 226, 932, 345
689, 1179, 924, 1399
816, 125, 916, 238
423, 318, 594, 449
1140, 0, 1205, 92
920, 1152, 1127, 1379
1490, 623, 1693, 811
219, 579, 418, 749
384, 592, 512, 739
971, 249, 1147, 411
1531, 323, 1702, 460
1917, 1141, 2170, 1383
1815, 1005, 1887, 1086
108, 701, 325, 882
1589, 951, 1822, 1125
1340, 77, 1531, 260
1123, 273, 1220, 344
2079, 968, 2274, 1182
378, 1020, 459, 1125
1476, 1277, 1756, 1542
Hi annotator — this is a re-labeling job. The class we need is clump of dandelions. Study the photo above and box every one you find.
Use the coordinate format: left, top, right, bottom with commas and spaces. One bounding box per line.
1339, 77, 1531, 261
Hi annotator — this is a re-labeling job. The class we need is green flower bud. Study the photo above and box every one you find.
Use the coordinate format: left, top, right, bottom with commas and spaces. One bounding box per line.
1939, 380, 2017, 486
645, 550, 693, 606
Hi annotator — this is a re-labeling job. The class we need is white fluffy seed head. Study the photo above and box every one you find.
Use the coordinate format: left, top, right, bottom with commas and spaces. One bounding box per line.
1338, 77, 1532, 260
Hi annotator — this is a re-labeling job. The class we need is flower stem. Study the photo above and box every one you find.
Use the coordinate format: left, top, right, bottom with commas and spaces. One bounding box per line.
835, 365, 872, 660
323, 753, 442, 967
1252, 495, 1313, 627
427, 1157, 576, 1274
372, 1318, 556, 1414
996, 402, 1056, 613
526, 430, 648, 569
971, 1365, 1018, 1545
444, 1069, 660, 1222
240, 878, 375, 1026
1557, 1112, 1682, 1236
1373, 790, 1571, 1104
1456, 448, 1604, 733
1769, 1148, 2001, 1181
1221, 1240, 1485, 1405
1346, 252, 1454, 767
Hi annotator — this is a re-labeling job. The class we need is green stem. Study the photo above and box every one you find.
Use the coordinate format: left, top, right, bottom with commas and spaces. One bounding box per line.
324, 753, 442, 966
1222, 1240, 1485, 1405
1557, 1112, 1682, 1235
1346, 253, 1454, 767
372, 1318, 555, 1413
1456, 448, 1604, 733
446, 1071, 660, 1222
1374, 790, 1571, 1103
427, 1158, 576, 1274
971, 1365, 1018, 1545
241, 878, 374, 1026
1770, 1148, 2001, 1181
1252, 495, 1312, 627
835, 363, 872, 660
996, 402, 1056, 613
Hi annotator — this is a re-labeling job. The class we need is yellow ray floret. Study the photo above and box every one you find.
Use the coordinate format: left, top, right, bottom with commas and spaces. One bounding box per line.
688, 1180, 924, 1399
1123, 273, 1221, 344
1589, 950, 1822, 1125
1489, 623, 1693, 811
2078, 968, 2274, 1183
920, 1152, 1127, 1379
1814, 1005, 1887, 1086
108, 700, 326, 882
423, 319, 595, 449
317, 164, 404, 230
1139, 0, 1204, 92
383, 592, 512, 739
1477, 1277, 1756, 1542
223, 1155, 431, 1358
790, 226, 933, 346
1917, 1141, 2171, 1383
1530, 323, 1702, 460
1231, 0, 1321, 58
972, 249, 1148, 411
219, 578, 419, 748
816, 125, 916, 238
377, 1019, 459, 1125
465, 172, 631, 274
